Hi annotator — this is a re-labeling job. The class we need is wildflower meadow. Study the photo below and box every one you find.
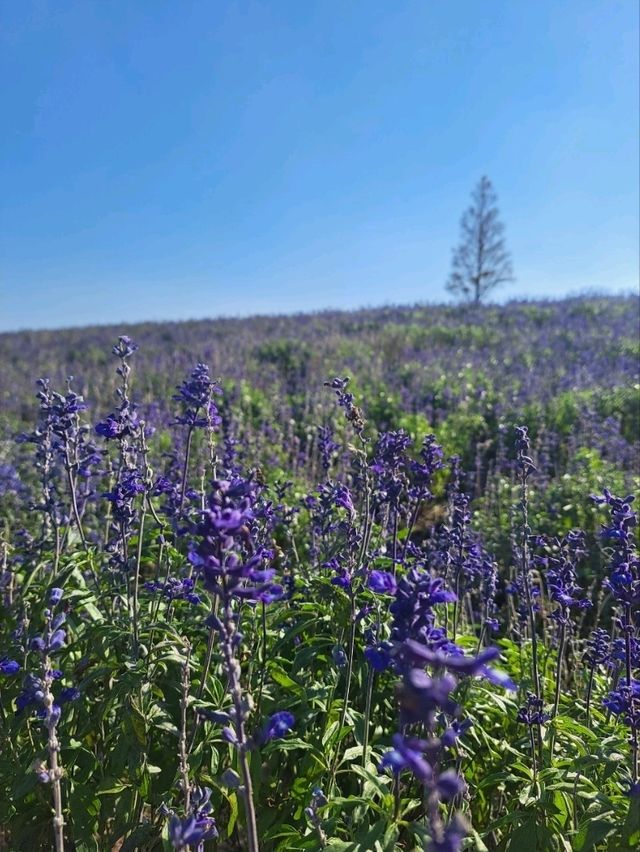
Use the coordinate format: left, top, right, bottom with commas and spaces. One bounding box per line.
0, 296, 638, 851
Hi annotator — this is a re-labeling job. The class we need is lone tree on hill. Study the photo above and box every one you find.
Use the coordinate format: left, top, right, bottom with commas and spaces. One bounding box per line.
446, 176, 514, 304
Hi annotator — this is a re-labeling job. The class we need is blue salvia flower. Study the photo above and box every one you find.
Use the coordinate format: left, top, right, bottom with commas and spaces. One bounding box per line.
603, 679, 640, 729
189, 479, 279, 603
368, 570, 397, 595
583, 628, 611, 668
144, 577, 201, 605
364, 643, 394, 672
166, 784, 218, 848
304, 787, 328, 845
379, 667, 469, 852
402, 640, 515, 690
0, 657, 20, 676
479, 553, 499, 633
546, 531, 592, 625
112, 335, 138, 358
17, 379, 71, 551
331, 645, 348, 668
591, 489, 639, 786
103, 469, 145, 529
152, 473, 182, 522
324, 377, 366, 435
517, 692, 549, 726
190, 476, 285, 851
610, 636, 640, 670
95, 335, 141, 446
173, 363, 222, 430
390, 570, 456, 647
259, 711, 295, 743
317, 425, 339, 471
592, 490, 639, 606
168, 813, 218, 850
409, 434, 444, 500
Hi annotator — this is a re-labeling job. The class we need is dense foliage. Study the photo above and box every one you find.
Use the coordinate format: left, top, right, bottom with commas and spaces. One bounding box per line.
0, 296, 638, 851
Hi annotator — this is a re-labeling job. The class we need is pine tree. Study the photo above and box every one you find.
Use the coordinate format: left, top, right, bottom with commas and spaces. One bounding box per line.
446, 176, 514, 304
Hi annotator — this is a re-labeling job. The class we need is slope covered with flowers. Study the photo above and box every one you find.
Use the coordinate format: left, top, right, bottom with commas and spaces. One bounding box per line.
0, 296, 638, 851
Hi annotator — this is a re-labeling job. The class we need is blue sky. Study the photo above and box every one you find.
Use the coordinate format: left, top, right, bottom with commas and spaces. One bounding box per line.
1, 0, 638, 331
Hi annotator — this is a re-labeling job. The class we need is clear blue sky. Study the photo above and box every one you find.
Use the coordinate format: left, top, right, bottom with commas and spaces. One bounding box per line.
1, 0, 638, 331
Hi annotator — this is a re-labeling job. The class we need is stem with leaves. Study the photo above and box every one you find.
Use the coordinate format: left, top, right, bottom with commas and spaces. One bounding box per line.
178, 643, 192, 814
220, 590, 260, 852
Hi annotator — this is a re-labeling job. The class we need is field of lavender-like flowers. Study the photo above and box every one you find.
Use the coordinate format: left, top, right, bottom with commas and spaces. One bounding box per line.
0, 295, 638, 852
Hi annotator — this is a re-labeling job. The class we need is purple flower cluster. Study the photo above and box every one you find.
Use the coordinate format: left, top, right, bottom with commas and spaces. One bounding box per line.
324, 376, 366, 435
517, 692, 549, 726
592, 489, 640, 785
173, 362, 222, 430
189, 479, 281, 604
410, 434, 444, 500
592, 490, 639, 607
95, 337, 141, 443
317, 425, 339, 471
379, 667, 470, 852
545, 531, 592, 625
103, 469, 145, 528
144, 576, 201, 604
168, 786, 218, 850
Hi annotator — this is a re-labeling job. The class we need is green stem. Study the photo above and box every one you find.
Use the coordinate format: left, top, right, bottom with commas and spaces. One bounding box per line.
131, 505, 146, 659
362, 666, 375, 769
328, 597, 356, 793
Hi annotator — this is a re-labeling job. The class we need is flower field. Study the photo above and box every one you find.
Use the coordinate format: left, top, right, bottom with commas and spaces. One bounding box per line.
0, 296, 638, 851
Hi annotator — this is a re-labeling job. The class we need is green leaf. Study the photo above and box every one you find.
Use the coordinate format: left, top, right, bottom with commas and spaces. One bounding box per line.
506, 818, 553, 852
574, 819, 615, 851
620, 794, 640, 852
96, 778, 130, 795
269, 663, 303, 692
226, 791, 239, 838
340, 745, 364, 763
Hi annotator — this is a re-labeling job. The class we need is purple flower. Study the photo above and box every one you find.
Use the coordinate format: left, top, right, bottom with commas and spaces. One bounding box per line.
324, 376, 366, 433
380, 732, 433, 783
368, 570, 397, 595
364, 645, 392, 672
95, 416, 121, 439
49, 587, 64, 605
145, 576, 202, 605
592, 490, 639, 606
173, 363, 222, 430
262, 711, 295, 741
583, 628, 610, 667
0, 658, 20, 676
436, 768, 466, 801
403, 640, 499, 674
258, 584, 284, 604
58, 687, 81, 704
328, 560, 352, 590
546, 531, 591, 622
399, 668, 460, 725
112, 335, 138, 358
317, 425, 340, 471
428, 814, 468, 852
334, 484, 355, 516
517, 692, 549, 726
603, 678, 640, 727
390, 570, 456, 647
48, 630, 66, 653
332, 645, 348, 667
168, 814, 218, 849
